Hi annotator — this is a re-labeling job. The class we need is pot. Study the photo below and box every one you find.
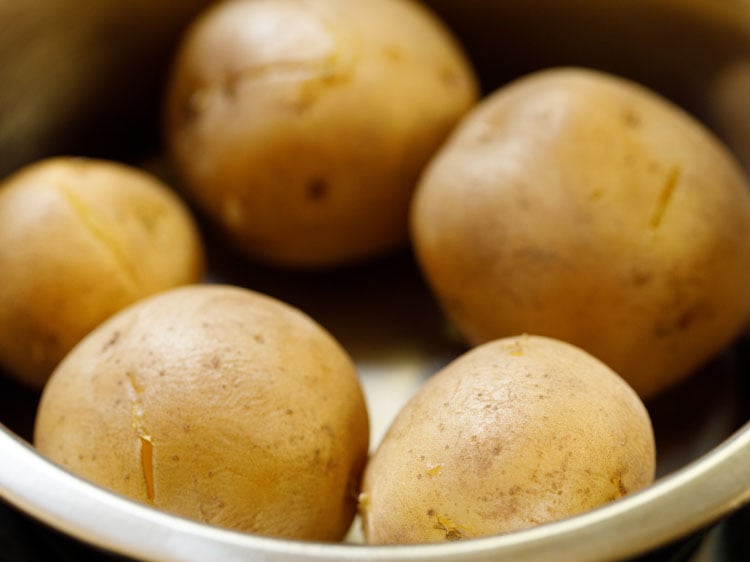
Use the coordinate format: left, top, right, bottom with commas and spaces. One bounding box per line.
1, 1, 749, 560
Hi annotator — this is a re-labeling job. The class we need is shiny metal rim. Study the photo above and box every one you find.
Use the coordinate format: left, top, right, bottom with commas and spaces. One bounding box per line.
2, 422, 750, 562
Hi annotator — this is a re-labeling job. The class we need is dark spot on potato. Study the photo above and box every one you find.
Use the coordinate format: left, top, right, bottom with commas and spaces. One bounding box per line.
439, 65, 462, 89
253, 333, 265, 344
675, 306, 699, 331
306, 178, 329, 202
655, 303, 701, 337
622, 107, 641, 128
631, 269, 653, 286
102, 330, 120, 352
427, 508, 435, 516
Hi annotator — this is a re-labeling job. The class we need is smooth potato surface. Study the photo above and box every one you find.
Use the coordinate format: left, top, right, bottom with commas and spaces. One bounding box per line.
34, 284, 369, 542
164, 0, 478, 268
360, 334, 656, 544
411, 67, 750, 398
0, 157, 204, 389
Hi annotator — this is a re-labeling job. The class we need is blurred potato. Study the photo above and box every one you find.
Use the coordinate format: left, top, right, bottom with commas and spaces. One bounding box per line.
0, 157, 204, 389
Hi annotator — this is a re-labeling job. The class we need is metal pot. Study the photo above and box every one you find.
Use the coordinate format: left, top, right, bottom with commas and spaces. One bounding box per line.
1, 1, 749, 560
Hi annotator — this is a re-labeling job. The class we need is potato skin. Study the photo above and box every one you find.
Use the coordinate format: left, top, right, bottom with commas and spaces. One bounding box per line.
360, 334, 655, 544
411, 67, 750, 398
34, 284, 369, 542
0, 157, 204, 389
164, 0, 478, 268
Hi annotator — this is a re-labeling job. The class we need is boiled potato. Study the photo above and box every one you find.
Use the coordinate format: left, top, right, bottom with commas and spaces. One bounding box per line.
411, 67, 750, 398
164, 0, 478, 268
360, 334, 656, 544
34, 284, 369, 542
0, 157, 204, 389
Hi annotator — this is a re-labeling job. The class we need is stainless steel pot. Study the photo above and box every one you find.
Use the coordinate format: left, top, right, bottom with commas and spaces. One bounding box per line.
1, 1, 750, 560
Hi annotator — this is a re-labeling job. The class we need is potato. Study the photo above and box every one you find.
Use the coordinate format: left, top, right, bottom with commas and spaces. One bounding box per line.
0, 157, 204, 389
360, 334, 656, 544
411, 67, 750, 398
163, 0, 478, 268
34, 284, 369, 542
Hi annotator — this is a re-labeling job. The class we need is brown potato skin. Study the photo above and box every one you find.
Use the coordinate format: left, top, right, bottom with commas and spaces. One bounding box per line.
411, 67, 750, 398
360, 334, 656, 545
0, 157, 204, 389
34, 284, 369, 542
164, 0, 478, 268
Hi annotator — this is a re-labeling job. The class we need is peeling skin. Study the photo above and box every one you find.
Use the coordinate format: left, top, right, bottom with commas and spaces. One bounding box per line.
127, 372, 155, 503
426, 463, 443, 477
140, 435, 155, 502
358, 492, 370, 512
609, 474, 628, 501
55, 184, 140, 289
184, 11, 358, 121
650, 166, 681, 229
502, 336, 527, 357
431, 512, 466, 541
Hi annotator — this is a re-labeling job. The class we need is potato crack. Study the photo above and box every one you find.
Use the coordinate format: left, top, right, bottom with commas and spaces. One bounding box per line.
56, 184, 140, 290
127, 372, 155, 503
649, 166, 681, 229
608, 474, 628, 501
430, 511, 466, 541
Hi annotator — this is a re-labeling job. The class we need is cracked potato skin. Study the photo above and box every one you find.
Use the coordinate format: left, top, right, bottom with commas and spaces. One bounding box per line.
360, 335, 655, 544
33, 284, 370, 541
164, 0, 478, 268
411, 67, 750, 398
0, 157, 204, 389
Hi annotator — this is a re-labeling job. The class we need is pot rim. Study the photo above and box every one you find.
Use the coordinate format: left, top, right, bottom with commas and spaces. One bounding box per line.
1, 421, 749, 562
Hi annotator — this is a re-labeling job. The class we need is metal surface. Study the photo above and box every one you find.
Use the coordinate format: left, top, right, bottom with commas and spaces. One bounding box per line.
1, 0, 750, 560
1, 418, 750, 562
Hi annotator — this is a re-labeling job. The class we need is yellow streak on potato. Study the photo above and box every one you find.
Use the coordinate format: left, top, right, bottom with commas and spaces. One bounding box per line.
55, 183, 140, 290
127, 371, 155, 504
139, 435, 156, 504
649, 165, 682, 229
426, 463, 443, 478
432, 512, 467, 541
